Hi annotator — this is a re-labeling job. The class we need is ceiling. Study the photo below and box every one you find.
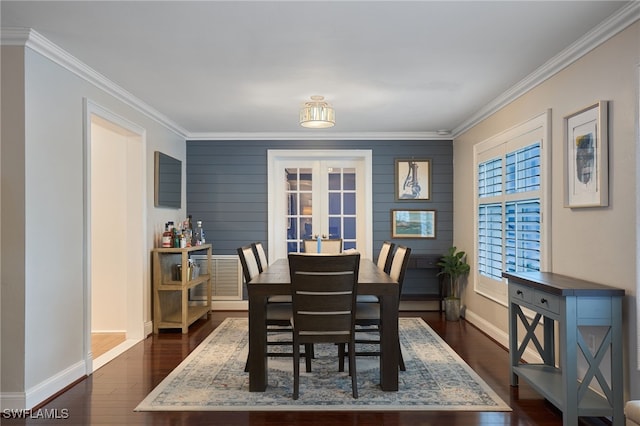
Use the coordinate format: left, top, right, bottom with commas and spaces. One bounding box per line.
0, 1, 633, 140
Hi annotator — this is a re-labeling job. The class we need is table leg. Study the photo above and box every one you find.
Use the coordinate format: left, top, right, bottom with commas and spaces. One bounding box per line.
379, 293, 399, 391
248, 293, 267, 391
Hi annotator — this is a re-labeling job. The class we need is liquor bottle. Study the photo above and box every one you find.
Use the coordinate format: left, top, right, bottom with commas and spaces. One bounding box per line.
161, 223, 172, 248
194, 221, 205, 246
186, 215, 193, 247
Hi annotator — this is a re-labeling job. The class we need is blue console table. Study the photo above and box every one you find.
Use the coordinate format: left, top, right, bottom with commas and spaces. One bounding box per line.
503, 271, 624, 426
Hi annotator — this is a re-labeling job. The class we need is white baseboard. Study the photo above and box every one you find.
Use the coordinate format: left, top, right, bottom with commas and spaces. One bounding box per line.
92, 339, 140, 372
464, 307, 543, 364
17, 360, 86, 410
212, 300, 248, 311
0, 392, 26, 410
144, 321, 153, 337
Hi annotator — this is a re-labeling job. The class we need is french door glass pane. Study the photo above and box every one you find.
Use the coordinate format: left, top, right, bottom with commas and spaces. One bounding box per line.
286, 168, 313, 253
328, 167, 356, 249
285, 165, 358, 253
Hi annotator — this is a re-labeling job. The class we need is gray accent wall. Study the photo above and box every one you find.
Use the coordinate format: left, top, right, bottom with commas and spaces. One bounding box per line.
186, 139, 453, 300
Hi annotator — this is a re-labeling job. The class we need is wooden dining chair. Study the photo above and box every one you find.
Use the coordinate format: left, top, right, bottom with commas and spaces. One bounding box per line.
347, 245, 411, 371
357, 241, 396, 304
251, 241, 291, 304
302, 238, 343, 254
238, 245, 300, 371
288, 252, 360, 399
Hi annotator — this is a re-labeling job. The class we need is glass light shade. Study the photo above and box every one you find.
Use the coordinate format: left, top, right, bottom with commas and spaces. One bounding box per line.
300, 96, 335, 128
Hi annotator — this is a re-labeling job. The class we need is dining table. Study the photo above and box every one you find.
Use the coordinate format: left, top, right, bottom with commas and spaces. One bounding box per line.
246, 257, 400, 392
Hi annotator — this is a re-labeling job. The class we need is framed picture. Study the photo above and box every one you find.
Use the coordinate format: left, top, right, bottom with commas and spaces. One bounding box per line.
390, 209, 436, 239
564, 101, 608, 208
395, 158, 431, 200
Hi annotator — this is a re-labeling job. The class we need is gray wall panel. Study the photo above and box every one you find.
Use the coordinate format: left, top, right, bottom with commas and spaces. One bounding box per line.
187, 139, 454, 300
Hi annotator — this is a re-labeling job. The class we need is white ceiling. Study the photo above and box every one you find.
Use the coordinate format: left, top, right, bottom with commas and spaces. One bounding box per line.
0, 1, 634, 140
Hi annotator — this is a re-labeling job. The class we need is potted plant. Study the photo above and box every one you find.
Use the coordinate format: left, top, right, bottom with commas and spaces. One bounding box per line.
437, 246, 470, 321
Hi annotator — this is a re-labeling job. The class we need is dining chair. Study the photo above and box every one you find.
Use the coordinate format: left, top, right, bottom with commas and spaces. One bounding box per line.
302, 238, 343, 254
348, 245, 412, 371
288, 252, 360, 399
251, 241, 291, 304
238, 245, 301, 371
357, 241, 396, 304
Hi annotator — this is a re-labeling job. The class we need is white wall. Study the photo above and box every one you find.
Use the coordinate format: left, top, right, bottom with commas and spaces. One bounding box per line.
453, 22, 640, 399
91, 122, 128, 331
1, 45, 27, 404
1, 40, 186, 408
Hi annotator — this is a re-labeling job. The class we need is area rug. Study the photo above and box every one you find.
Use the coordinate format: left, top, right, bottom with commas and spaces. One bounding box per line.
135, 317, 511, 411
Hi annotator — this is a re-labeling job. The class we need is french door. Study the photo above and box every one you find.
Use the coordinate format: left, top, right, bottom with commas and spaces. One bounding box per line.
268, 150, 372, 261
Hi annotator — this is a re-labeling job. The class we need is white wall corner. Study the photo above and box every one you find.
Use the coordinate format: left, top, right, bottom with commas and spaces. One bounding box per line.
144, 321, 153, 338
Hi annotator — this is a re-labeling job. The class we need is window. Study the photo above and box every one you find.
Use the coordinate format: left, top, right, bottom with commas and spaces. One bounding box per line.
474, 112, 550, 303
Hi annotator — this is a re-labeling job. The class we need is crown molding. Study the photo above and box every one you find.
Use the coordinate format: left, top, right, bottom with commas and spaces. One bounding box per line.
1, 27, 189, 139
185, 131, 450, 141
452, 1, 640, 138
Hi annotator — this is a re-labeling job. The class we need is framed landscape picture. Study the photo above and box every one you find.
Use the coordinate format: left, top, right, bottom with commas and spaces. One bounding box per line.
395, 158, 431, 200
390, 209, 436, 239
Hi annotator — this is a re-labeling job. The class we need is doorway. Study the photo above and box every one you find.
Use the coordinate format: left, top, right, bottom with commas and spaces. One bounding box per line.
84, 100, 146, 373
267, 150, 373, 261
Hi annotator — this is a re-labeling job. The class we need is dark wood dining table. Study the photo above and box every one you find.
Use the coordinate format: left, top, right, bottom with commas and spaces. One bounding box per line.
246, 257, 400, 392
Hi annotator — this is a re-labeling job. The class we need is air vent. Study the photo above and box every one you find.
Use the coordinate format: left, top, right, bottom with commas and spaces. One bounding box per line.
190, 254, 242, 301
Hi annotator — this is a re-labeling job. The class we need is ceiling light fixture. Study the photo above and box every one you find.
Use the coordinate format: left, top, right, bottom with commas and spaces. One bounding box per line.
300, 95, 335, 128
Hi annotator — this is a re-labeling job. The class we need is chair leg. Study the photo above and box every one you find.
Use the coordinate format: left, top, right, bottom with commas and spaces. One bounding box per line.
398, 339, 406, 371
349, 342, 358, 398
338, 342, 345, 372
293, 341, 300, 400
305, 344, 312, 373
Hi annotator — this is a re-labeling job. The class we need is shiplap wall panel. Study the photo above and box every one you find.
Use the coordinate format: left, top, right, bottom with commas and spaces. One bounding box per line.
187, 139, 453, 301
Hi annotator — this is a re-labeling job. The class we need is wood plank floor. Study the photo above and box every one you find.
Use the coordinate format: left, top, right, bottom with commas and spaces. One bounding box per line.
18, 311, 611, 425
91, 332, 126, 359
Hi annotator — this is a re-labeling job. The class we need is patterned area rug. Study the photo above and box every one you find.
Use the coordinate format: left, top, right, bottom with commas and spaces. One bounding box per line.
135, 317, 511, 411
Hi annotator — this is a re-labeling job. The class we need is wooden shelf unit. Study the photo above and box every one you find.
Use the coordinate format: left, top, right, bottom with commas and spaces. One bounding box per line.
152, 244, 212, 333
504, 271, 625, 426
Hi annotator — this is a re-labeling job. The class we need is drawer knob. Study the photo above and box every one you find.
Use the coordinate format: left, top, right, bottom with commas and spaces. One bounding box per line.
516, 290, 523, 295
540, 298, 548, 304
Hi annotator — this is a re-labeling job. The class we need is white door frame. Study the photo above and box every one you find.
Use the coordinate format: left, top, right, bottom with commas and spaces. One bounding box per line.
267, 149, 373, 261
83, 99, 147, 374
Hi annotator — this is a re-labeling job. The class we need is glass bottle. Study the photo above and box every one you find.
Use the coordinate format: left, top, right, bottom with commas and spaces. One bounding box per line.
161, 223, 172, 248
195, 221, 205, 246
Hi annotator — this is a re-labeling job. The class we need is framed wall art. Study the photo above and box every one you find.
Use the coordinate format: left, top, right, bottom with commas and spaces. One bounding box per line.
390, 209, 436, 239
564, 101, 608, 208
395, 158, 431, 200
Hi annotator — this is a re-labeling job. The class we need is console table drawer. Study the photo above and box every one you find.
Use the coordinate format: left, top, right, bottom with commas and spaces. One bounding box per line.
509, 283, 533, 304
533, 290, 560, 315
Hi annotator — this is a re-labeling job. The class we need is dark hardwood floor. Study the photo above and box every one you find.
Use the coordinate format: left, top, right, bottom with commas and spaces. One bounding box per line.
9, 311, 611, 425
